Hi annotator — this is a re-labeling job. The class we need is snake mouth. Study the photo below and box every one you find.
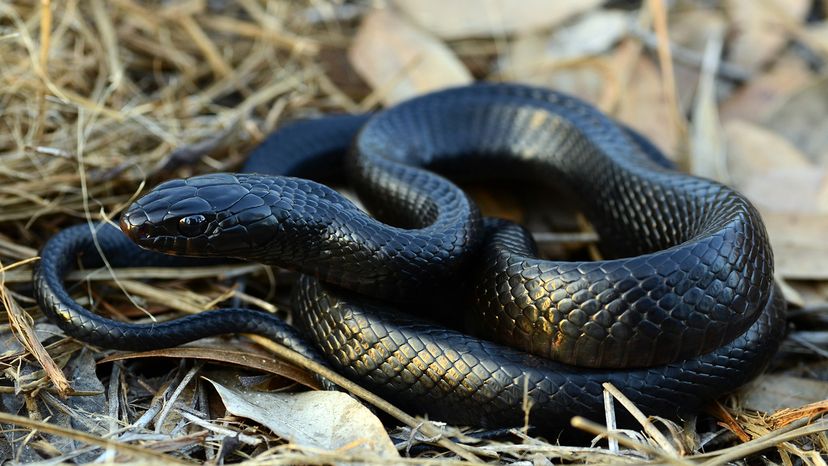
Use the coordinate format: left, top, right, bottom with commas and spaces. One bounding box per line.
119, 209, 173, 254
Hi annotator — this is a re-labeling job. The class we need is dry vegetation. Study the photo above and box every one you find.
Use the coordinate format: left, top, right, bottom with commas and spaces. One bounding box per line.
1, 0, 828, 464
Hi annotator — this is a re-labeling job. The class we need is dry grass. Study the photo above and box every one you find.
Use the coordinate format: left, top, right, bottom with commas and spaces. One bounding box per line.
0, 0, 825, 464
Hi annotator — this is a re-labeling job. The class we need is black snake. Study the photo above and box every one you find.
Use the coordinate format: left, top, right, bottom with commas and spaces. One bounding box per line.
34, 84, 785, 429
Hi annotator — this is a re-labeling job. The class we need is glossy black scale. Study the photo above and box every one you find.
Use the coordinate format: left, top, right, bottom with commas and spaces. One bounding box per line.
34, 83, 785, 428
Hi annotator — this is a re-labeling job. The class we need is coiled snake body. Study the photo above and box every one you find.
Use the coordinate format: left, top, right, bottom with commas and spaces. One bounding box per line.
35, 84, 785, 429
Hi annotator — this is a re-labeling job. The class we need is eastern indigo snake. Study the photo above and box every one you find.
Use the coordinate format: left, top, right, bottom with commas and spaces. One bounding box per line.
34, 84, 786, 429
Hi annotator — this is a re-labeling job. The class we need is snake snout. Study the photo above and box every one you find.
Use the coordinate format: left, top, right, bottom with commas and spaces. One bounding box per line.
120, 208, 151, 242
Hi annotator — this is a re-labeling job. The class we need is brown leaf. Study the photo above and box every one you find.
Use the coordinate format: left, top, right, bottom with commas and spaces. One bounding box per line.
768, 399, 828, 429
725, 0, 810, 72
538, 10, 629, 61
762, 212, 828, 279
724, 121, 828, 279
504, 11, 629, 105
466, 186, 525, 223
724, 120, 816, 210
392, 0, 602, 40
100, 346, 322, 390
670, 8, 728, 52
804, 21, 828, 55
740, 374, 828, 413
724, 119, 813, 173
764, 76, 828, 165
744, 170, 827, 214
615, 57, 678, 156
669, 8, 728, 109
507, 52, 608, 105
349, 8, 471, 106
720, 53, 814, 123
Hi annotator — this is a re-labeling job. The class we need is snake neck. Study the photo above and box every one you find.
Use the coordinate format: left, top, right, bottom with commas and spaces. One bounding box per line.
121, 172, 481, 299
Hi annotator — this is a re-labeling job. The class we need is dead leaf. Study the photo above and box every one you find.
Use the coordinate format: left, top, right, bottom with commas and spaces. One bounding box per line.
805, 21, 828, 55
602, 38, 644, 113
762, 212, 828, 279
541, 10, 629, 61
724, 120, 812, 174
725, 0, 810, 72
467, 186, 525, 222
740, 374, 828, 413
505, 32, 549, 82
720, 53, 814, 123
743, 170, 828, 214
671, 8, 728, 52
723, 120, 828, 278
100, 345, 322, 390
208, 379, 399, 460
669, 7, 728, 109
49, 350, 108, 463
764, 76, 828, 166
775, 276, 806, 308
768, 399, 828, 429
349, 8, 471, 106
723, 120, 817, 209
615, 57, 677, 156
506, 38, 607, 105
392, 0, 603, 39
504, 11, 628, 105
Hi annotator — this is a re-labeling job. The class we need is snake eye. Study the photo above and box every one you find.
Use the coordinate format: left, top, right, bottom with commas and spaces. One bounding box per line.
178, 214, 207, 237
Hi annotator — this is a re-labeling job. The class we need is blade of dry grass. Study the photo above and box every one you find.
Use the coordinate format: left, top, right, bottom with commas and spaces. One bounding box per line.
1, 257, 71, 396
647, 0, 688, 166
697, 418, 828, 465
34, 0, 52, 143
89, 0, 123, 89
0, 411, 188, 463
201, 15, 320, 54
571, 416, 693, 465
178, 15, 233, 78
602, 383, 680, 456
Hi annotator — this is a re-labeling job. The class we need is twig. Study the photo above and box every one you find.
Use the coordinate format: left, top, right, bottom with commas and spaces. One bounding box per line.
177, 410, 262, 446
0, 411, 188, 463
90, 0, 123, 88
200, 15, 319, 55
155, 362, 204, 433
603, 386, 619, 453
698, 418, 828, 466
571, 416, 693, 466
602, 383, 680, 456
178, 15, 232, 78
629, 24, 751, 82
532, 231, 599, 245
647, 0, 687, 169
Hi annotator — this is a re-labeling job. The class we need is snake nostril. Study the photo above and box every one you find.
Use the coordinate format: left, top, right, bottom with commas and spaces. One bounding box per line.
178, 214, 208, 237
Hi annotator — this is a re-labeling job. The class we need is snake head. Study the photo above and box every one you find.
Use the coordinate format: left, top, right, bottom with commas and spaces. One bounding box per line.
121, 173, 277, 257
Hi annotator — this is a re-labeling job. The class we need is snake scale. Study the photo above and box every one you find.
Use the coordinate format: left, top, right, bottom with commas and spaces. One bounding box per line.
34, 84, 786, 430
